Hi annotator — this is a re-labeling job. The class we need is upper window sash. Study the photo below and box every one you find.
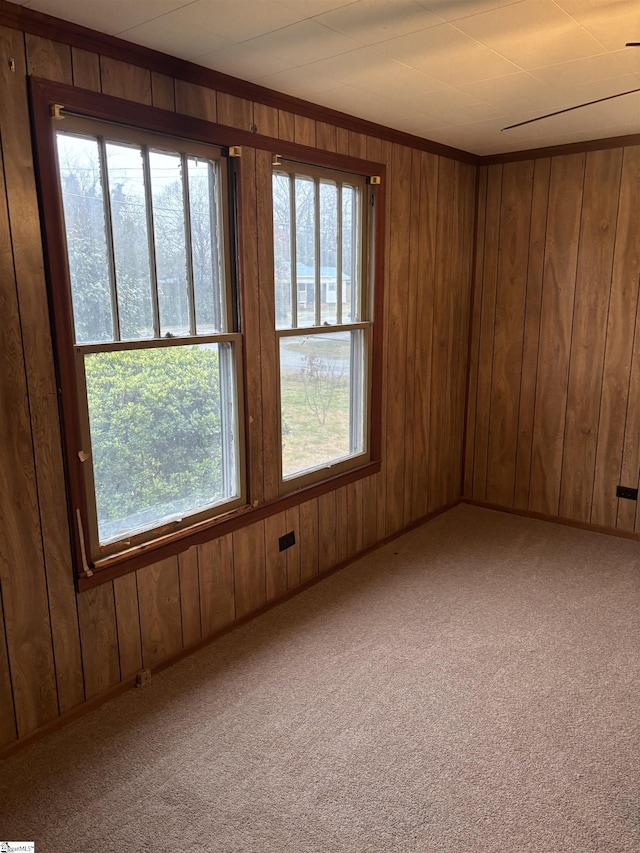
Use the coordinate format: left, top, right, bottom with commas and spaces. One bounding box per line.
55, 115, 233, 347
272, 161, 369, 333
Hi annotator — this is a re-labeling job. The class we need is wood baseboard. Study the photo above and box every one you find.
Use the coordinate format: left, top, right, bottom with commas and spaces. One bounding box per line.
461, 498, 640, 543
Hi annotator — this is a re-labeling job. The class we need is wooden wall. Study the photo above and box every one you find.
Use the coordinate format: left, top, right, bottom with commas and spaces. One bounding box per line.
465, 146, 640, 533
0, 25, 476, 751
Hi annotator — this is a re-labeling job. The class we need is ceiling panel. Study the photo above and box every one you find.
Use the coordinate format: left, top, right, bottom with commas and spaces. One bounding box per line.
11, 0, 640, 155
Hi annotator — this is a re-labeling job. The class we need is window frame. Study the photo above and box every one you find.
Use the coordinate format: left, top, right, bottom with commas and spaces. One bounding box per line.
55, 115, 247, 560
272, 159, 376, 491
30, 78, 386, 590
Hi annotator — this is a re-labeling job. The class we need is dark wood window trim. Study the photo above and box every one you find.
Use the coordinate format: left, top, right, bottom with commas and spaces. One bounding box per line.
29, 77, 386, 592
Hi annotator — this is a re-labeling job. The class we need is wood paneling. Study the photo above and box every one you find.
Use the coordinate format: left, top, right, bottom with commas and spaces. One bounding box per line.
217, 91, 252, 130
199, 535, 235, 635
513, 158, 550, 510
467, 145, 640, 531
385, 144, 412, 534
137, 557, 183, 670
77, 584, 120, 698
0, 18, 477, 751
71, 46, 100, 90
99, 56, 152, 104
411, 152, 438, 521
253, 103, 278, 139
178, 548, 201, 648
26, 34, 72, 83
233, 522, 267, 619
0, 596, 17, 746
485, 160, 533, 506
0, 25, 82, 729
175, 79, 216, 121
264, 513, 288, 601
559, 149, 622, 520
113, 573, 142, 679
151, 71, 175, 111
299, 498, 319, 583
285, 505, 301, 589
318, 491, 337, 573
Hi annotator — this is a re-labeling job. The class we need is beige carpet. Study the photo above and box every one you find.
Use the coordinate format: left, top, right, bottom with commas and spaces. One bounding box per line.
1, 504, 639, 852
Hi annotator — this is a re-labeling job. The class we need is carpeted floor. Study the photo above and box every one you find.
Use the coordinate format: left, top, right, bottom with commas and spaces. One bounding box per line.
1, 504, 639, 852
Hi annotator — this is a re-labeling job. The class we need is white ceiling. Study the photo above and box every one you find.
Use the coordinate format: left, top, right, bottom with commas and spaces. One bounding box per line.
11, 0, 640, 155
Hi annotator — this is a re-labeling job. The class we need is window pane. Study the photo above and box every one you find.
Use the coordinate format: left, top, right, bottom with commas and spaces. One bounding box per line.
56, 133, 113, 344
341, 185, 358, 323
85, 344, 238, 544
273, 172, 292, 329
280, 331, 363, 479
106, 142, 154, 340
188, 157, 224, 334
295, 176, 316, 327
150, 151, 190, 337
319, 181, 338, 325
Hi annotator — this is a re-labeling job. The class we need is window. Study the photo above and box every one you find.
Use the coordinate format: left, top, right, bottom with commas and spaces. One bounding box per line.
52, 115, 244, 565
272, 161, 374, 487
32, 79, 384, 585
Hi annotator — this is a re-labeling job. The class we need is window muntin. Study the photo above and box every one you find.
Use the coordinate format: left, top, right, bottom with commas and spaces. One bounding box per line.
273, 162, 372, 485
55, 117, 243, 559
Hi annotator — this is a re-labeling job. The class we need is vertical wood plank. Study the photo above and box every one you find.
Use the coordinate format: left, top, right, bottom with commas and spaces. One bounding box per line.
559, 148, 622, 520
463, 166, 486, 497
402, 148, 421, 526
254, 103, 279, 138
78, 584, 120, 699
0, 137, 59, 733
294, 115, 316, 146
136, 557, 183, 670
217, 92, 253, 130
472, 164, 502, 500
278, 111, 295, 142
347, 479, 364, 557
179, 547, 202, 648
513, 158, 551, 509
233, 521, 267, 618
151, 71, 175, 110
529, 153, 585, 515
113, 573, 142, 680
256, 148, 280, 501
285, 505, 301, 589
26, 34, 72, 84
412, 152, 438, 519
336, 127, 350, 155
199, 534, 235, 635
371, 138, 391, 541
348, 131, 367, 159
592, 145, 640, 527
71, 47, 101, 91
175, 80, 217, 121
335, 485, 349, 563
362, 475, 378, 548
451, 161, 477, 502
0, 25, 84, 722
0, 596, 17, 746
318, 491, 337, 573
316, 122, 337, 152
299, 498, 319, 582
428, 157, 456, 511
99, 57, 152, 104
385, 144, 411, 533
265, 512, 288, 601
485, 160, 534, 506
